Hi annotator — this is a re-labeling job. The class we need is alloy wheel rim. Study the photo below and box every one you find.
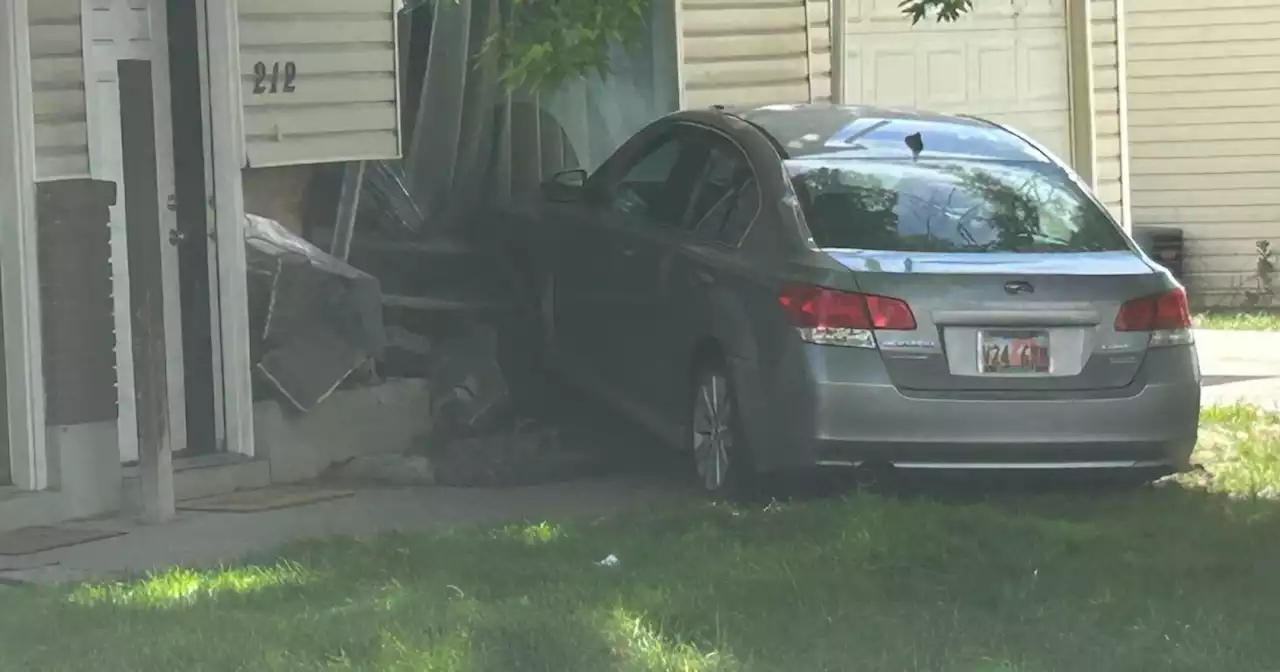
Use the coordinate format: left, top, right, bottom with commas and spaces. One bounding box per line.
693, 373, 732, 491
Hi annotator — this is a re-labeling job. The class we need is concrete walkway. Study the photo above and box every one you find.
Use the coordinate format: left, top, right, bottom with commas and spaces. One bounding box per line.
0, 478, 671, 585
1196, 329, 1280, 408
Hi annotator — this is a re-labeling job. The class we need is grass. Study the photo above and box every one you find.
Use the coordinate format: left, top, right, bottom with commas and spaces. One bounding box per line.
1194, 310, 1280, 331
1, 406, 1279, 672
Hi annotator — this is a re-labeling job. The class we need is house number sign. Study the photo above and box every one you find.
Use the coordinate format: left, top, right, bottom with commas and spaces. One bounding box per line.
251, 61, 298, 94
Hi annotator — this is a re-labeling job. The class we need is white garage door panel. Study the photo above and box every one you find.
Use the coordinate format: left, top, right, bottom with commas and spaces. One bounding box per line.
844, 0, 1072, 162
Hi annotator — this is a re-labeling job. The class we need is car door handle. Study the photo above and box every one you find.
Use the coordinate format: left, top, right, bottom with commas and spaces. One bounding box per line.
620, 247, 637, 257
695, 271, 715, 285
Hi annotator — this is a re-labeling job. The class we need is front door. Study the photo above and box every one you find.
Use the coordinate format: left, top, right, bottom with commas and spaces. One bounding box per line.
85, 0, 187, 461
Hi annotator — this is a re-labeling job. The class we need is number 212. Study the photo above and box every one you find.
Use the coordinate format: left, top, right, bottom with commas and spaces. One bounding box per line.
253, 61, 297, 94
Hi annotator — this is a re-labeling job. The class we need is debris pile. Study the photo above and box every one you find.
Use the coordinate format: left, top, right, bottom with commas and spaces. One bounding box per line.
244, 213, 386, 412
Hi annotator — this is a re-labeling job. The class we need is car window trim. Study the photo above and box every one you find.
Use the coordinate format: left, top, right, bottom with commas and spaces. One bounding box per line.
671, 121, 763, 250
589, 124, 715, 239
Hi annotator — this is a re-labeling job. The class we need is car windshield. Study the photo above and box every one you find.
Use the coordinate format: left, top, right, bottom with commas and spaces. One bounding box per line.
786, 158, 1131, 253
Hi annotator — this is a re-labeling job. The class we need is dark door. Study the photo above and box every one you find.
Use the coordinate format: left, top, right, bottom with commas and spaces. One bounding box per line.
167, 0, 218, 454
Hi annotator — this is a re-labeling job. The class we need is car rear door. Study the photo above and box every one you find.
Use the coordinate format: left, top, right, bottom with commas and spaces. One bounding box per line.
610, 126, 762, 422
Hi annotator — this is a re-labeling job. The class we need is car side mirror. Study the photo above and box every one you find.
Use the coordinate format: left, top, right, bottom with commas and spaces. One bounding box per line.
542, 169, 588, 203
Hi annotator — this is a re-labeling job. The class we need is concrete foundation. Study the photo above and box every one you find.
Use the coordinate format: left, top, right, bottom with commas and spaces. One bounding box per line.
0, 379, 432, 533
0, 421, 119, 533
255, 378, 433, 483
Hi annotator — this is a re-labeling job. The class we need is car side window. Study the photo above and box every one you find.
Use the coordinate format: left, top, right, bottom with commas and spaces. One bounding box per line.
691, 136, 759, 246
607, 133, 693, 224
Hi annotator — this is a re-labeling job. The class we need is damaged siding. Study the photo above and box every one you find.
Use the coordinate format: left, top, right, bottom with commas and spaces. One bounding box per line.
1090, 0, 1125, 226
1126, 0, 1280, 304
680, 0, 832, 108
238, 0, 402, 167
29, 0, 90, 180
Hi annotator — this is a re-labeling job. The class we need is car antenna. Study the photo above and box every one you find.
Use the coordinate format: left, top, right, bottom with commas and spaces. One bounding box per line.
905, 132, 924, 161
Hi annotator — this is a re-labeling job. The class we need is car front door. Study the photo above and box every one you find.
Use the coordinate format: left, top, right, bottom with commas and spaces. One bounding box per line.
552, 126, 698, 397
574, 127, 710, 412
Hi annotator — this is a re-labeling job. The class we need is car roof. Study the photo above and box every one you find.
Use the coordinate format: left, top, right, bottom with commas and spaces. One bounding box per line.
698, 103, 1052, 163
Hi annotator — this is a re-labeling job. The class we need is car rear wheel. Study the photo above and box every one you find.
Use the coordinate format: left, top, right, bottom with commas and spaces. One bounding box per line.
691, 362, 753, 496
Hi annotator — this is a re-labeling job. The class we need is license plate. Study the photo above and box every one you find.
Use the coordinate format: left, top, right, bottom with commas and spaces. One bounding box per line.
979, 329, 1050, 374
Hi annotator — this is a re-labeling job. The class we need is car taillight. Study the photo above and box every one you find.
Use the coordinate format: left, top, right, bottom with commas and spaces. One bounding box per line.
778, 284, 915, 348
1115, 287, 1194, 346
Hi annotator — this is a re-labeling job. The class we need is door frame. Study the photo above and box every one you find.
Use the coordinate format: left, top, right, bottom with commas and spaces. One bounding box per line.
193, 0, 226, 450
0, 0, 48, 490
201, 0, 255, 458
81, 0, 188, 462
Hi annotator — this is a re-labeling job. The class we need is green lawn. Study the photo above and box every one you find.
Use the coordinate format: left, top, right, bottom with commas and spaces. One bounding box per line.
2, 406, 1279, 672
1194, 310, 1280, 331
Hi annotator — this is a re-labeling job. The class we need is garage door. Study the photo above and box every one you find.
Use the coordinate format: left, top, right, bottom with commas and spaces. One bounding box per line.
843, 0, 1072, 162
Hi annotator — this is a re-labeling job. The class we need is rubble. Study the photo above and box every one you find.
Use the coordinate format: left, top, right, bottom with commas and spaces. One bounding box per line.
329, 454, 435, 486
244, 213, 386, 412
426, 322, 512, 436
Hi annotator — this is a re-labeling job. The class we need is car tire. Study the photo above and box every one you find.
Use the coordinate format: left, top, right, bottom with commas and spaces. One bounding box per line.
690, 358, 756, 498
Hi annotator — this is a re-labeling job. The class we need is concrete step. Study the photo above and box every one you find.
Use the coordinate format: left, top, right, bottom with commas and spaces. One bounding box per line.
120, 454, 271, 515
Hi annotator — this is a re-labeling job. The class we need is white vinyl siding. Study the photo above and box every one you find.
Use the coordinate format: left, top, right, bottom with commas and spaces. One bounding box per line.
680, 0, 832, 108
238, 0, 402, 167
841, 0, 1073, 164
29, 0, 89, 180
1089, 0, 1124, 224
1126, 0, 1280, 304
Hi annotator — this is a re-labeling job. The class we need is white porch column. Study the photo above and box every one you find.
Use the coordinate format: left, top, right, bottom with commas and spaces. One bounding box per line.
0, 0, 49, 490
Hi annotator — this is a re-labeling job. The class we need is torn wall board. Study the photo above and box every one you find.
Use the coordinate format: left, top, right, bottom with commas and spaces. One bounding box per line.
245, 214, 386, 412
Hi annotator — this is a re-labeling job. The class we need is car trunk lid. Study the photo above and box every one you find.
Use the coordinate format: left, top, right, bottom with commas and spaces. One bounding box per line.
826, 249, 1169, 392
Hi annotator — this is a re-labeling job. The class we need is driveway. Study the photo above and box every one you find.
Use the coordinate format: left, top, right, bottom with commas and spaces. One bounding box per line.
1196, 329, 1280, 408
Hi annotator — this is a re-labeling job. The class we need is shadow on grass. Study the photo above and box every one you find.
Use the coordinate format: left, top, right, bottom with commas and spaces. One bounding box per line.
5, 401, 1280, 671
3, 479, 1279, 672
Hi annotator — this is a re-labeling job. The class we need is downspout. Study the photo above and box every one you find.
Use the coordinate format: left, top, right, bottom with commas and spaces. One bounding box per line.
830, 0, 847, 103
802, 0, 815, 102
1115, 0, 1133, 232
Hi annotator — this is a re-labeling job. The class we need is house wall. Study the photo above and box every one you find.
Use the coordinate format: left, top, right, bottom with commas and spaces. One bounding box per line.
0, 179, 124, 533
1125, 0, 1279, 305
28, 0, 89, 180
238, 0, 402, 168
1089, 0, 1127, 226
680, 0, 832, 107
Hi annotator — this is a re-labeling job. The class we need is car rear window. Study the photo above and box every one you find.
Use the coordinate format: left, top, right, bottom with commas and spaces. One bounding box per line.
737, 107, 1049, 162
786, 158, 1131, 253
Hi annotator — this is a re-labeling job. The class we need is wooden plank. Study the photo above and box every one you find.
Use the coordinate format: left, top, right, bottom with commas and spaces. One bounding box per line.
241, 73, 395, 106
245, 130, 399, 167
240, 0, 390, 13
244, 103, 396, 136
239, 47, 395, 76
239, 19, 392, 46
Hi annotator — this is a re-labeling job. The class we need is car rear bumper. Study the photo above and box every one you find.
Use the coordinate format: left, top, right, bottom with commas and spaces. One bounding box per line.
737, 343, 1200, 472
